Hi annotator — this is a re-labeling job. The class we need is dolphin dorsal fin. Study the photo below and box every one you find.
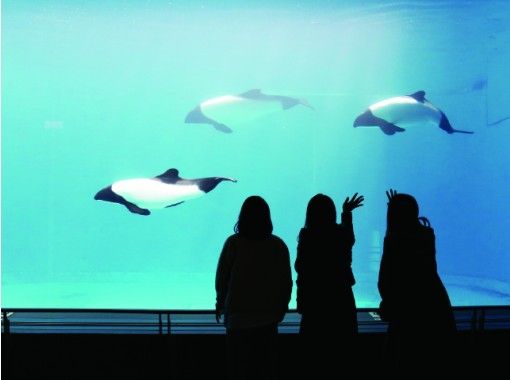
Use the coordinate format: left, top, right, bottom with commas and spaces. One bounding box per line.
239, 89, 264, 99
408, 91, 427, 103
155, 168, 182, 184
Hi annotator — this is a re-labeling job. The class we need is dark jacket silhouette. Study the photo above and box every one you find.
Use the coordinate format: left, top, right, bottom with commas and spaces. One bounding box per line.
216, 195, 292, 380
294, 193, 363, 376
378, 191, 456, 372
295, 211, 357, 332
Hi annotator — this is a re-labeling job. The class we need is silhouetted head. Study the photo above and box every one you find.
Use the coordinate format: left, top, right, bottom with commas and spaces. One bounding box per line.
387, 193, 420, 233
234, 196, 273, 239
304, 193, 337, 230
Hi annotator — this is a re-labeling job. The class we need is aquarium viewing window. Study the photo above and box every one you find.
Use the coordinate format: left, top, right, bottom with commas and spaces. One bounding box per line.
2, 1, 510, 309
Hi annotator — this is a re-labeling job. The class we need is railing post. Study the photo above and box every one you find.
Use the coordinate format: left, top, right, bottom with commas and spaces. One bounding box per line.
167, 313, 171, 335
2, 311, 11, 334
158, 313, 163, 335
471, 308, 478, 333
478, 309, 486, 332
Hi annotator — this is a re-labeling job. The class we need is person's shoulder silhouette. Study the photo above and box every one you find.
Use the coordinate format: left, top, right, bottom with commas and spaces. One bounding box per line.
295, 192, 363, 377
378, 189, 456, 374
215, 195, 292, 380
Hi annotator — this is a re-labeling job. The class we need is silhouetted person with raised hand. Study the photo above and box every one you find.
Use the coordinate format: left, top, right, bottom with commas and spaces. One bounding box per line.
215, 195, 293, 380
294, 193, 364, 377
378, 189, 456, 375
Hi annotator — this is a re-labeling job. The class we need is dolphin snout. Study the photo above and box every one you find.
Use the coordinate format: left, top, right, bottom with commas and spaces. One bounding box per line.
353, 110, 373, 128
185, 106, 204, 124
94, 186, 114, 201
184, 111, 195, 124
353, 113, 364, 128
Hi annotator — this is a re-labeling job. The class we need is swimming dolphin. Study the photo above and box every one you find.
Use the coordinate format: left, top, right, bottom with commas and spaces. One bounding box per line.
185, 89, 313, 133
353, 91, 474, 135
94, 168, 237, 215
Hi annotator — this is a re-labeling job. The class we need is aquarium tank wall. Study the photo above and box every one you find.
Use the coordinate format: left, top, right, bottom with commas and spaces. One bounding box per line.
2, 0, 510, 309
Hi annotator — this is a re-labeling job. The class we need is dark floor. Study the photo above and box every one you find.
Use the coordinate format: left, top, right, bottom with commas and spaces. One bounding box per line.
2, 308, 510, 379
3, 330, 510, 379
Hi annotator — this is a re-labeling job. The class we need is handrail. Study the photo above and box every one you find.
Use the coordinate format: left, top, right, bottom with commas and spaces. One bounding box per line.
1, 306, 509, 335
2, 305, 509, 314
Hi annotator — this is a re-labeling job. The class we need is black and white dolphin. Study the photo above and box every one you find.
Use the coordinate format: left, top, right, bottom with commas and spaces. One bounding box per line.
94, 168, 237, 215
353, 91, 473, 135
185, 89, 313, 133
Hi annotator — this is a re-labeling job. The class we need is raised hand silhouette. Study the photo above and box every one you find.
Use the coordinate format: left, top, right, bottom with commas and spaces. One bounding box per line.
385, 188, 398, 204
343, 193, 365, 212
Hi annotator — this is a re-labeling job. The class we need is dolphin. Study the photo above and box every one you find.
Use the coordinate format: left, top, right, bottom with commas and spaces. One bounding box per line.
353, 91, 474, 135
185, 89, 313, 133
94, 168, 237, 215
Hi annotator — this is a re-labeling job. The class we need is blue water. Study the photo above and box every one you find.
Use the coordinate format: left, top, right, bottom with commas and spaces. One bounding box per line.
2, 0, 510, 309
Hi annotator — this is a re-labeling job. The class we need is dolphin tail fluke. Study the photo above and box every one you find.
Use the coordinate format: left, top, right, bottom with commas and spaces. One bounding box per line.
280, 97, 314, 110
198, 177, 237, 193
298, 98, 314, 110
380, 123, 405, 135
451, 129, 474, 134
439, 113, 474, 134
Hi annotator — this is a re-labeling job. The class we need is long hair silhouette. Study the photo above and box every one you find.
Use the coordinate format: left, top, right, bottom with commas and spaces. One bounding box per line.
234, 195, 273, 239
304, 193, 337, 230
386, 193, 428, 233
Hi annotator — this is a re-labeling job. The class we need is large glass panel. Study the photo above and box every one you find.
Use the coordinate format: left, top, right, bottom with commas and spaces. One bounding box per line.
2, 1, 510, 308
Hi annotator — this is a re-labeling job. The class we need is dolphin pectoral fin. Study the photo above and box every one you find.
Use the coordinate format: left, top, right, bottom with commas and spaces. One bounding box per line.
281, 98, 300, 110
213, 122, 233, 133
280, 96, 315, 110
380, 123, 405, 135
186, 106, 233, 133
125, 202, 151, 216
165, 201, 184, 208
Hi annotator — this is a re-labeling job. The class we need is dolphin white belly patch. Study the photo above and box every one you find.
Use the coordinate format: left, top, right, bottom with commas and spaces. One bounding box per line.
113, 179, 202, 209
202, 96, 282, 124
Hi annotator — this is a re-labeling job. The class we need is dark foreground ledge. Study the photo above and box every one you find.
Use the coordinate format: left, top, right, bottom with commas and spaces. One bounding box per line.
2, 306, 509, 379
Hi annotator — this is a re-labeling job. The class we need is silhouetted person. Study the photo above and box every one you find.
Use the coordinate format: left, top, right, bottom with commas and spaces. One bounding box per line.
294, 193, 364, 377
215, 195, 293, 380
378, 189, 456, 375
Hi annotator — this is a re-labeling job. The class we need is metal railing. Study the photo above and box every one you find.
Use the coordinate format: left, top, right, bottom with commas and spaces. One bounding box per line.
1, 306, 509, 335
